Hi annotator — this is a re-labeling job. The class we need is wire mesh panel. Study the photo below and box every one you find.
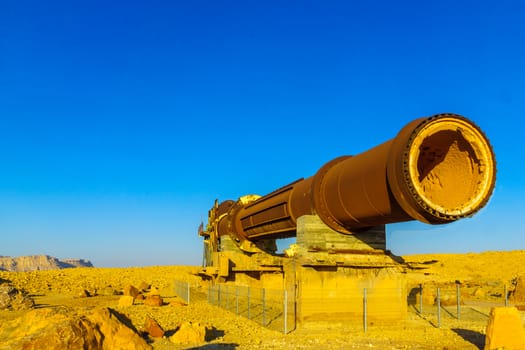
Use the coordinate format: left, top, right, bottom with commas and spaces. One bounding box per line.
208, 281, 517, 333
407, 282, 512, 329
207, 284, 294, 333
174, 280, 190, 304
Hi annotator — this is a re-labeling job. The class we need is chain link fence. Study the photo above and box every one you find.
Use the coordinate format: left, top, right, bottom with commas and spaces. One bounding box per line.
208, 284, 294, 333
174, 280, 191, 304
176, 279, 519, 333
408, 282, 513, 328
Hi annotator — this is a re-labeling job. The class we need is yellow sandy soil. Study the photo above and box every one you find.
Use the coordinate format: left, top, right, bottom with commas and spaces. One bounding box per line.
1, 251, 525, 349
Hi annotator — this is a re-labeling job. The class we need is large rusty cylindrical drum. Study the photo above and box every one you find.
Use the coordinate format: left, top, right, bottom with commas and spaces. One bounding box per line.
219, 113, 496, 246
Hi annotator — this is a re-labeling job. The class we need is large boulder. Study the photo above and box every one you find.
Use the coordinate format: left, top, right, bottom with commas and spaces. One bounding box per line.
0, 307, 152, 350
138, 281, 151, 292
144, 295, 163, 307
0, 283, 34, 310
169, 321, 207, 345
144, 316, 164, 338
147, 287, 160, 296
485, 306, 525, 350
88, 308, 151, 349
118, 295, 135, 307
123, 285, 140, 298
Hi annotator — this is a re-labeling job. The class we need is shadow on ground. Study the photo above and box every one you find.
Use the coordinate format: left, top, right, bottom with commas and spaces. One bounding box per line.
186, 344, 238, 350
452, 328, 484, 349
163, 326, 226, 345
205, 327, 225, 341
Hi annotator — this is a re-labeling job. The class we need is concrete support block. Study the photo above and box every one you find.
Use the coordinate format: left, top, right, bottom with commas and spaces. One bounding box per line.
485, 306, 525, 350
296, 215, 385, 252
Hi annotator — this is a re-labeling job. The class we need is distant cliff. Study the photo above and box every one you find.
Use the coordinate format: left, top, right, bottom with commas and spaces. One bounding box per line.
0, 255, 93, 272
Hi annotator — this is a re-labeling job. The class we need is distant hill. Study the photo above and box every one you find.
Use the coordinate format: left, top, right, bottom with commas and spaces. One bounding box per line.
0, 255, 93, 272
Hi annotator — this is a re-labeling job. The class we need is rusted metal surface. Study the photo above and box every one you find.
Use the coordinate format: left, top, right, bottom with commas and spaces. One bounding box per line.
202, 113, 496, 252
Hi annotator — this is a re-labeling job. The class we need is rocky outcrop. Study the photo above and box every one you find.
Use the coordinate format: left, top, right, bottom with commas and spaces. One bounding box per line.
0, 255, 93, 272
61, 258, 94, 268
0, 307, 152, 350
511, 274, 525, 303
0, 283, 35, 310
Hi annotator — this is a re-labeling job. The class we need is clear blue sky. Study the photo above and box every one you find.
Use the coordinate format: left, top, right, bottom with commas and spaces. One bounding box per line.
1, 1, 523, 267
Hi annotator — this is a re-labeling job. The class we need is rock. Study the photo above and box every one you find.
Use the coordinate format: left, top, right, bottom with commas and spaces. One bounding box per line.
144, 295, 163, 307
89, 308, 151, 349
138, 281, 150, 291
118, 295, 135, 306
439, 294, 454, 306
415, 287, 435, 305
136, 293, 145, 301
0, 308, 100, 349
0, 283, 34, 310
169, 321, 207, 345
440, 292, 463, 306
77, 289, 91, 298
511, 274, 525, 302
485, 306, 525, 350
144, 316, 164, 338
99, 285, 120, 296
148, 287, 160, 296
0, 307, 152, 349
170, 299, 188, 307
473, 288, 486, 299
123, 285, 140, 298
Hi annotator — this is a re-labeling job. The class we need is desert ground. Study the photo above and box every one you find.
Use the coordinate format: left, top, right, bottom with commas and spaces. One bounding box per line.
2, 250, 525, 349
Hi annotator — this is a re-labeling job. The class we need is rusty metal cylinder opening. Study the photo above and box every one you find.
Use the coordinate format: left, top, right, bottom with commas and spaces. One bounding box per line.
211, 113, 496, 249
392, 115, 496, 222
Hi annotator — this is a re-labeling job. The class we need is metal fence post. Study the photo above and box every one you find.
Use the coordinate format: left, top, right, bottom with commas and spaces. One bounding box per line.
419, 284, 423, 315
437, 287, 441, 328
225, 285, 229, 311
284, 290, 288, 334
456, 283, 460, 320
505, 284, 508, 306
236, 286, 239, 315
262, 288, 266, 326
247, 287, 251, 319
363, 288, 368, 332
